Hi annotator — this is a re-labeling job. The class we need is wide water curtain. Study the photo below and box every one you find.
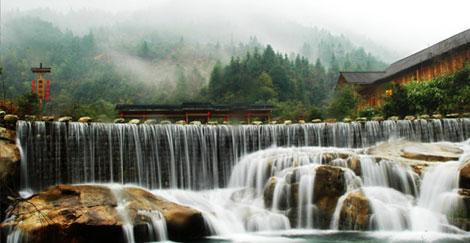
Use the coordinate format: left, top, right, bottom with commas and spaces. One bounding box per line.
17, 119, 470, 191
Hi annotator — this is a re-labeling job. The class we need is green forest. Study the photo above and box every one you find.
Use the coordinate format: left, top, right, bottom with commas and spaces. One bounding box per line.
1, 15, 388, 121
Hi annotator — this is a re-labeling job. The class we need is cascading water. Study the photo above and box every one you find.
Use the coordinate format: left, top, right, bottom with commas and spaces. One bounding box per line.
9, 119, 470, 242
16, 119, 470, 191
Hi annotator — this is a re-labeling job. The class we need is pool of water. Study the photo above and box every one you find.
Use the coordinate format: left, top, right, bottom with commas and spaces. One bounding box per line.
195, 230, 470, 243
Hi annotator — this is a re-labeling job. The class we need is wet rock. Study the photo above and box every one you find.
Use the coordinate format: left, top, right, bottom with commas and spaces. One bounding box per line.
447, 189, 470, 231
446, 113, 460, 118
24, 115, 37, 121
160, 120, 172, 125
372, 116, 384, 122
128, 119, 140, 124
401, 143, 462, 162
432, 113, 443, 119
264, 177, 277, 209
324, 118, 336, 123
463, 112, 470, 118
311, 119, 322, 123
175, 120, 186, 125
355, 117, 367, 122
387, 116, 399, 121
338, 190, 371, 230
347, 156, 362, 176
0, 135, 20, 186
78, 117, 92, 123
404, 115, 415, 121
113, 118, 125, 123
284, 120, 292, 125
41, 116, 55, 122
313, 165, 346, 228
368, 140, 462, 163
298, 120, 306, 124
342, 118, 352, 123
190, 121, 201, 125
58, 116, 72, 122
460, 159, 470, 189
1, 185, 208, 242
2, 114, 18, 129
417, 114, 430, 120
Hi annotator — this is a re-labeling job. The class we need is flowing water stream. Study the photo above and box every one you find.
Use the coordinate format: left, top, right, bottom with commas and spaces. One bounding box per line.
9, 119, 470, 242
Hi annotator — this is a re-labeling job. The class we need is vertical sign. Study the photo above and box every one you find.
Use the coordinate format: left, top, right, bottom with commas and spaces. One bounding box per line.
31, 80, 36, 93
37, 79, 44, 99
45, 80, 50, 101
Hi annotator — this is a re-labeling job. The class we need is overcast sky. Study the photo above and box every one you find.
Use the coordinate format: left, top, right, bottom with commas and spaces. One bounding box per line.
4, 0, 470, 55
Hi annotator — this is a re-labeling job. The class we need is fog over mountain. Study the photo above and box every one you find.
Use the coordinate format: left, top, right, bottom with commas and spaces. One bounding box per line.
4, 0, 470, 59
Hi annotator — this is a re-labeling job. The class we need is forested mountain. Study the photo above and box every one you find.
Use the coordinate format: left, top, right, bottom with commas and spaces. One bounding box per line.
1, 10, 390, 120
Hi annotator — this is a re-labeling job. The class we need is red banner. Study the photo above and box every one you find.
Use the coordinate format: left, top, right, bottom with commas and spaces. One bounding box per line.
45, 80, 50, 101
32, 80, 35, 93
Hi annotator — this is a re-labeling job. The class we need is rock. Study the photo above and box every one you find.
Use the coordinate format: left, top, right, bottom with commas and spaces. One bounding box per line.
2, 114, 18, 129
0, 137, 20, 186
78, 117, 92, 123
401, 143, 462, 162
367, 140, 462, 163
387, 116, 399, 121
460, 160, 470, 189
347, 156, 362, 176
207, 121, 218, 125
0, 127, 16, 142
324, 118, 336, 123
311, 119, 322, 123
24, 115, 37, 121
313, 165, 346, 228
404, 115, 415, 121
446, 113, 460, 118
190, 121, 201, 125
270, 121, 278, 124
0, 110, 5, 118
284, 120, 292, 125
463, 112, 470, 118
252, 121, 263, 125
128, 119, 140, 124
372, 116, 384, 122
113, 118, 125, 123
58, 116, 72, 122
447, 189, 470, 231
41, 116, 55, 122
338, 190, 371, 230
175, 120, 186, 125
355, 117, 367, 122
342, 118, 352, 123
298, 120, 306, 124
263, 177, 277, 209
1, 185, 208, 242
160, 120, 172, 125
432, 113, 443, 119
417, 114, 430, 120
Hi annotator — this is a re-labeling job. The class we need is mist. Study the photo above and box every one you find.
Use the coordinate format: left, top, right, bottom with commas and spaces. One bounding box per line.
4, 0, 470, 57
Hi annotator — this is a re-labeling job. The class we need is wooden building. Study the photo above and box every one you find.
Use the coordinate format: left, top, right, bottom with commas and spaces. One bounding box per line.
116, 103, 273, 123
337, 28, 470, 108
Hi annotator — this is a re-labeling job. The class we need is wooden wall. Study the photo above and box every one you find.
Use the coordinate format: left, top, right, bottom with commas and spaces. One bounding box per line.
360, 45, 470, 108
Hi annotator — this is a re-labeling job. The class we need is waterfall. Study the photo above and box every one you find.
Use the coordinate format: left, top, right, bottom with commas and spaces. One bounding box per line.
17, 119, 469, 192
9, 119, 470, 242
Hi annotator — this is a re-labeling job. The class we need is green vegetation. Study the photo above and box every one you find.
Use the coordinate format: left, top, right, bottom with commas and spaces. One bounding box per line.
382, 64, 470, 117
1, 15, 388, 120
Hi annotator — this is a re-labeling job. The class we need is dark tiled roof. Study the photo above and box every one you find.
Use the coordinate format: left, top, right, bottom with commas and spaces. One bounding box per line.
340, 28, 470, 85
116, 103, 273, 112
381, 28, 470, 80
339, 71, 385, 84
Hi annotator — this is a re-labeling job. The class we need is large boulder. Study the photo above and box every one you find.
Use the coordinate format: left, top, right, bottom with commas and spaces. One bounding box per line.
313, 165, 346, 228
447, 189, 470, 231
337, 190, 371, 230
264, 165, 346, 228
1, 184, 209, 242
460, 159, 470, 189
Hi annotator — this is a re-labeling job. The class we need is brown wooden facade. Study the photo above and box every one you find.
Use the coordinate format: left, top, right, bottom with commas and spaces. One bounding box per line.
116, 103, 273, 123
337, 29, 470, 108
